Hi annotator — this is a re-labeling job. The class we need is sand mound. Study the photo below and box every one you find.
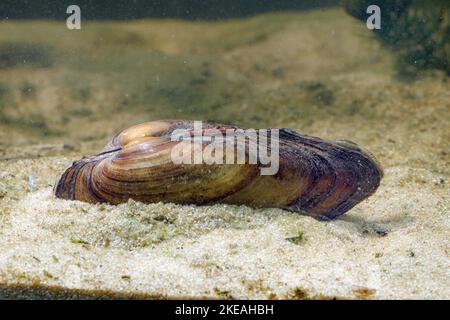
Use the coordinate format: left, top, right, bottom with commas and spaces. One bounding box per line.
0, 8, 448, 299
0, 163, 448, 299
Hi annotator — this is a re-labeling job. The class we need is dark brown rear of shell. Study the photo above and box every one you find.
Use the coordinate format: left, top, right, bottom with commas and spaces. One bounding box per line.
54, 120, 383, 220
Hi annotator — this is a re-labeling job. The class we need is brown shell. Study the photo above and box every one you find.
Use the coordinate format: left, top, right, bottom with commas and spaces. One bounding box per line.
54, 120, 383, 220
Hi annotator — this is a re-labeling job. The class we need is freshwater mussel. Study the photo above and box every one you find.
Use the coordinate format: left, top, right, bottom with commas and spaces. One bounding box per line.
54, 120, 383, 220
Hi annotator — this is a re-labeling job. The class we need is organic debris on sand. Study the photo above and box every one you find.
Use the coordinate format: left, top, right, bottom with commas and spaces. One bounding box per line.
0, 9, 448, 299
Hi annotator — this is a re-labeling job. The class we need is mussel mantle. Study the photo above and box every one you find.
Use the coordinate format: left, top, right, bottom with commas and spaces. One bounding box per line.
54, 120, 383, 220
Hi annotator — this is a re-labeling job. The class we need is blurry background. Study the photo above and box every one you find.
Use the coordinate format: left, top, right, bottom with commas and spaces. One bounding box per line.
0, 0, 448, 175
0, 0, 338, 20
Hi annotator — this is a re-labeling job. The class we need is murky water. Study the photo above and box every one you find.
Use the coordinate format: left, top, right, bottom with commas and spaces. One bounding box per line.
0, 1, 448, 299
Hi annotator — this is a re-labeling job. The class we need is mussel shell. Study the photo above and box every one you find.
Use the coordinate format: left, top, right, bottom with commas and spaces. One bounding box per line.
54, 120, 383, 220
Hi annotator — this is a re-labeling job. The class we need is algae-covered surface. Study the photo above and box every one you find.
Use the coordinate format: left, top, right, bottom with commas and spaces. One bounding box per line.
0, 8, 449, 299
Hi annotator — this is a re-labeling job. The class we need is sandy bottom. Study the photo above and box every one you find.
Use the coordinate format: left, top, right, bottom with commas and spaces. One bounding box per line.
0, 8, 448, 299
0, 158, 448, 299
